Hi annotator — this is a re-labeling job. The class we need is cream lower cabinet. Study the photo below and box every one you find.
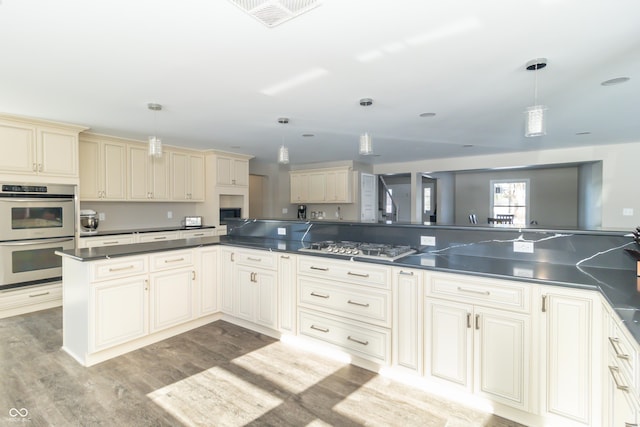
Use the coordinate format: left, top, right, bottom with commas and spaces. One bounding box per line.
233, 249, 278, 330
278, 253, 297, 334
219, 246, 236, 315
90, 275, 149, 352
392, 267, 424, 375
539, 286, 602, 426
425, 273, 532, 412
198, 247, 219, 316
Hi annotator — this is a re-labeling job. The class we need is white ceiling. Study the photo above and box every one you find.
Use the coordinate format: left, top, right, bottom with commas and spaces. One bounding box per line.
1, 0, 639, 166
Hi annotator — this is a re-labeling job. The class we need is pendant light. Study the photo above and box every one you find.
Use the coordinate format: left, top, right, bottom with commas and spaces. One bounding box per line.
277, 117, 290, 164
147, 103, 163, 157
524, 58, 547, 138
359, 98, 374, 155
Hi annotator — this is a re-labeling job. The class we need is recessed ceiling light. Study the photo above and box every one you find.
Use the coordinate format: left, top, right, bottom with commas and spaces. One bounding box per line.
302, 134, 314, 137
419, 112, 436, 118
575, 131, 591, 135
601, 77, 630, 86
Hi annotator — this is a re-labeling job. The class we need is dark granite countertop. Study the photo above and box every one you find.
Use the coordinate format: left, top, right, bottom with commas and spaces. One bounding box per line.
57, 235, 640, 344
79, 225, 217, 237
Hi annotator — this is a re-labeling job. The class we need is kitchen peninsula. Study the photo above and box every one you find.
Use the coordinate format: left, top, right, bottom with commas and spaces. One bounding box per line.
57, 219, 640, 427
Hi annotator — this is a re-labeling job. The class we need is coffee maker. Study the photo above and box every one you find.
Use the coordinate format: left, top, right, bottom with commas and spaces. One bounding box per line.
297, 205, 307, 219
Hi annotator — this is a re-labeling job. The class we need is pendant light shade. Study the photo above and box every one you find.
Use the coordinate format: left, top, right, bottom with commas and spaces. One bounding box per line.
524, 59, 547, 138
277, 117, 290, 164
277, 145, 289, 164
147, 103, 163, 157
359, 132, 373, 155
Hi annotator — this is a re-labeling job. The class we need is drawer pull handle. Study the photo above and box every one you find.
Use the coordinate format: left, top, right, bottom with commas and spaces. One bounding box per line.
310, 325, 329, 333
109, 265, 135, 272
153, 237, 167, 240
280, 255, 290, 259
347, 299, 370, 307
347, 336, 369, 346
192, 233, 204, 237
104, 241, 120, 245
541, 295, 547, 312
247, 257, 262, 262
399, 270, 414, 276
466, 312, 471, 328
164, 257, 185, 263
29, 291, 50, 298
348, 271, 369, 278
457, 286, 490, 296
609, 366, 630, 392
475, 314, 480, 330
310, 266, 329, 271
310, 292, 329, 299
609, 337, 631, 360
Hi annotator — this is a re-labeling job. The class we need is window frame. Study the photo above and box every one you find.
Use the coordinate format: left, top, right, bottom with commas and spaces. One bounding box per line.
489, 178, 530, 225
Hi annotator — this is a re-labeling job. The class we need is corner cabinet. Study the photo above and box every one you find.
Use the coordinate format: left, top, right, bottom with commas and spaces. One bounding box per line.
290, 167, 353, 203
0, 115, 86, 182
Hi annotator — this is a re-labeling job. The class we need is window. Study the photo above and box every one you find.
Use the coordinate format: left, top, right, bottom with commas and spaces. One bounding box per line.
490, 179, 529, 225
423, 187, 432, 213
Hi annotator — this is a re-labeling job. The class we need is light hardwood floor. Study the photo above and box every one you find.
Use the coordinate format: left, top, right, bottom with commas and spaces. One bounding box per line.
0, 308, 525, 426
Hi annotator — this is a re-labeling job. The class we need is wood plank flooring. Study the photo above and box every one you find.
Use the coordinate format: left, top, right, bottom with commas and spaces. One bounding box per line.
0, 308, 525, 426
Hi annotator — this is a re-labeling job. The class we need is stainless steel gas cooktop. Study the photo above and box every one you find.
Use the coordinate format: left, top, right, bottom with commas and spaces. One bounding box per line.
299, 240, 416, 261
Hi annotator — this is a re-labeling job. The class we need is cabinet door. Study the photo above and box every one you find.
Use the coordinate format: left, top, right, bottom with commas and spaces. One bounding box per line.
90, 276, 148, 352
128, 144, 150, 200
219, 247, 236, 314
278, 254, 297, 333
232, 158, 248, 186
393, 268, 423, 374
103, 141, 127, 199
198, 247, 219, 316
0, 120, 36, 174
255, 268, 277, 329
216, 156, 233, 185
149, 268, 194, 333
189, 154, 205, 200
475, 306, 530, 410
290, 173, 308, 203
236, 266, 254, 322
37, 127, 78, 177
170, 151, 189, 200
425, 299, 472, 390
308, 172, 326, 202
325, 169, 350, 202
150, 153, 170, 200
541, 288, 598, 425
79, 139, 102, 200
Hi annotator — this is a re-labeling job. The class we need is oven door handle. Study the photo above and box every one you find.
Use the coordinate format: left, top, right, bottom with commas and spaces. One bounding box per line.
0, 198, 74, 203
0, 238, 74, 246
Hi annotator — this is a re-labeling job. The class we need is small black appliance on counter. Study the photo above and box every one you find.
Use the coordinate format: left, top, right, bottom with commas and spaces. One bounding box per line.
297, 205, 307, 219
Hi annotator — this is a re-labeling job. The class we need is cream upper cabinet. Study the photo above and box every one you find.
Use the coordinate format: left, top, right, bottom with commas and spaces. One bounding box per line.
170, 150, 205, 201
0, 116, 85, 180
128, 144, 170, 201
79, 136, 127, 201
216, 155, 248, 187
289, 167, 353, 203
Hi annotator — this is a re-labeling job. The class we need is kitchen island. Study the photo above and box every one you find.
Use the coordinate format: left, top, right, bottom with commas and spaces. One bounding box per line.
57, 220, 640, 427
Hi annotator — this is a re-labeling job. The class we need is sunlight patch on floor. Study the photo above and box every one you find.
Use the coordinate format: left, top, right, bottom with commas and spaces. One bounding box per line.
147, 366, 283, 426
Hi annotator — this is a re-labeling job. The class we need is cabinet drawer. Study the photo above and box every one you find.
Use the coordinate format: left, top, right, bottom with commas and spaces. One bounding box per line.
92, 256, 148, 282
150, 250, 193, 271
235, 249, 277, 270
0, 282, 62, 311
608, 321, 639, 389
427, 273, 530, 312
299, 278, 391, 327
137, 231, 180, 243
179, 229, 216, 239
298, 257, 390, 289
299, 309, 390, 364
80, 234, 136, 248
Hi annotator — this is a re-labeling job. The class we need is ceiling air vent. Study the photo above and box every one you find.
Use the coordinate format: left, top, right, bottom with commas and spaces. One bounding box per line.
229, 0, 322, 28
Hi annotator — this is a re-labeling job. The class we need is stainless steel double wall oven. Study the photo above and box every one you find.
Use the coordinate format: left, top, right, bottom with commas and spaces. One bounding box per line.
0, 183, 75, 290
